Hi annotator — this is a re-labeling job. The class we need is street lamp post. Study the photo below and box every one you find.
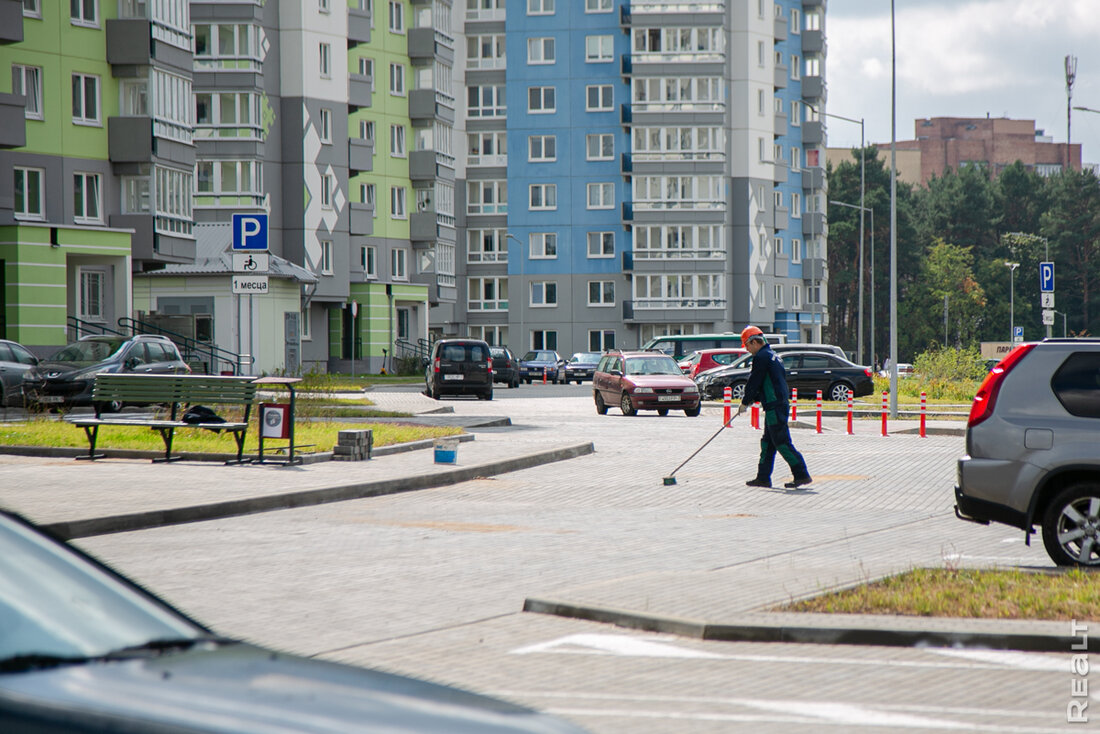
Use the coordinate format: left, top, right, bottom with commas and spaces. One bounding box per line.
505, 233, 524, 353
1054, 310, 1068, 337
1005, 261, 1020, 342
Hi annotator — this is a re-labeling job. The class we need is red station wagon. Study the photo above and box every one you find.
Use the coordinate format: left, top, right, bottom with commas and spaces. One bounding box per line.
592, 350, 701, 417
678, 348, 748, 378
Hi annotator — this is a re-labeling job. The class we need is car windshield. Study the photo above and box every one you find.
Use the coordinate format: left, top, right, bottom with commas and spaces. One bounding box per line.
50, 339, 126, 364
625, 356, 681, 375
570, 353, 601, 363
522, 351, 555, 362
0, 514, 204, 663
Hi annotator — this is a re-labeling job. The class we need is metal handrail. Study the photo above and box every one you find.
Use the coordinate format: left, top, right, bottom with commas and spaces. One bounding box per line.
117, 317, 253, 375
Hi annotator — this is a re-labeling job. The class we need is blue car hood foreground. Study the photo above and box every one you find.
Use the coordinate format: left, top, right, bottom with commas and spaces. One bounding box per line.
0, 642, 586, 734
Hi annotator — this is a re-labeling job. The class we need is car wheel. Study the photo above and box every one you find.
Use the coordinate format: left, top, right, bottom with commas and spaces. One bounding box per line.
619, 392, 636, 416
1041, 483, 1100, 567
511, 378, 519, 389
828, 381, 854, 403
480, 388, 493, 401
594, 391, 608, 415
684, 405, 701, 417
730, 382, 747, 402
426, 384, 439, 400
657, 408, 669, 416
525, 378, 532, 385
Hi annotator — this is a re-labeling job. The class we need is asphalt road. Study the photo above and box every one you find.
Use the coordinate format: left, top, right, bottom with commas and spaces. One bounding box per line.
72, 385, 1086, 734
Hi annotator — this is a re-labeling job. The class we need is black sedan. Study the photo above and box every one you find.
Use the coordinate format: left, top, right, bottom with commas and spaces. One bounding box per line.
695, 350, 874, 402
0, 509, 588, 733
564, 351, 602, 383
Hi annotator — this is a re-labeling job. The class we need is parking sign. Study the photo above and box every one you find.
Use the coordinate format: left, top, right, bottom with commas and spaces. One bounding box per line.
1040, 261, 1055, 293
232, 213, 269, 251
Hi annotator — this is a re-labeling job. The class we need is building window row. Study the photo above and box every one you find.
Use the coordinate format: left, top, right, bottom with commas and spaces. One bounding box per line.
633, 176, 725, 210
467, 228, 507, 263
468, 276, 508, 311
468, 131, 507, 166
634, 224, 725, 260
195, 160, 263, 207
195, 92, 263, 139
633, 274, 725, 310
631, 27, 723, 58
632, 126, 723, 160
193, 23, 262, 68
632, 77, 722, 110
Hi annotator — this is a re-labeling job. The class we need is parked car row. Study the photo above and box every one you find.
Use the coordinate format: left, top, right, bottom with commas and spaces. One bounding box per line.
694, 350, 875, 403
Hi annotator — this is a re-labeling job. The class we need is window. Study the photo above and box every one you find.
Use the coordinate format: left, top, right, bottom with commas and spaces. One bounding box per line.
589, 330, 615, 351
528, 134, 556, 162
362, 183, 376, 214
14, 167, 44, 220
791, 238, 802, 263
776, 236, 784, 256
586, 133, 614, 160
391, 247, 408, 279
320, 240, 334, 274
587, 231, 614, 258
319, 0, 330, 11
531, 281, 557, 306
319, 43, 331, 77
529, 183, 557, 210
12, 65, 42, 119
468, 85, 505, 117
71, 73, 100, 124
468, 131, 507, 165
633, 224, 724, 259
805, 11, 821, 31
758, 137, 765, 161
632, 76, 722, 108
585, 35, 613, 62
358, 57, 374, 77
194, 92, 262, 138
585, 0, 611, 12
527, 0, 554, 15
467, 180, 507, 214
468, 277, 508, 311
790, 8, 800, 33
73, 172, 101, 222
791, 192, 801, 217
467, 34, 506, 69
23, 0, 41, 17
757, 40, 765, 67
362, 245, 377, 277
527, 37, 555, 64
792, 284, 802, 308
527, 86, 555, 113
791, 147, 801, 172
774, 190, 783, 209
790, 101, 801, 126
319, 108, 332, 143
791, 55, 801, 80
586, 182, 614, 209
319, 173, 334, 209
389, 63, 406, 95
391, 186, 407, 218
70, 0, 97, 26
122, 175, 150, 214
389, 0, 404, 32
774, 284, 784, 308
586, 85, 613, 111
805, 56, 820, 77
78, 268, 104, 320
301, 305, 312, 340
588, 280, 614, 306
529, 232, 557, 259
154, 166, 192, 234
532, 330, 557, 351
390, 124, 406, 156
757, 89, 765, 116
360, 119, 376, 141
467, 229, 506, 262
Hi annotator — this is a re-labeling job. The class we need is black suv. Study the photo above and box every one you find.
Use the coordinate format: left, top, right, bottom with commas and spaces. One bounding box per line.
425, 339, 494, 400
22, 334, 189, 410
955, 339, 1100, 566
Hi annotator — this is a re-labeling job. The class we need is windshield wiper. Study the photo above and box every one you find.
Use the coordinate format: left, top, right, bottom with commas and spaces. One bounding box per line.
0, 637, 236, 673
0, 653, 97, 673
106, 635, 235, 658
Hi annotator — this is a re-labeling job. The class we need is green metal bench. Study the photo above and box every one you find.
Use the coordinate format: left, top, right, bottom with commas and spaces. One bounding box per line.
68, 374, 258, 464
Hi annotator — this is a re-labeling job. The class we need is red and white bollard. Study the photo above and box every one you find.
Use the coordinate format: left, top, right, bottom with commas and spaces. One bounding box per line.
791, 388, 798, 421
881, 391, 889, 437
751, 402, 760, 429
846, 390, 854, 435
542, 367, 547, 385
723, 386, 732, 426
920, 391, 927, 438
815, 390, 823, 434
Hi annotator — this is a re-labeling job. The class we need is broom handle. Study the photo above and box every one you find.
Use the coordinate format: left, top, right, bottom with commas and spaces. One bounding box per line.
667, 413, 738, 478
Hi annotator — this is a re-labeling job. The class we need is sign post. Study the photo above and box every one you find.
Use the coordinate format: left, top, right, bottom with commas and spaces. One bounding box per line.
1040, 262, 1055, 338
231, 214, 269, 374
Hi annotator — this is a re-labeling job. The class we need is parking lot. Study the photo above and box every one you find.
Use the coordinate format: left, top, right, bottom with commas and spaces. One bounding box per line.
2, 383, 1086, 733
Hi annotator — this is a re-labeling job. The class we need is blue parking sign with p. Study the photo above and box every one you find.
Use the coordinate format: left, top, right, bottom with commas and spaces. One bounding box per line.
232, 213, 268, 251
1040, 261, 1055, 293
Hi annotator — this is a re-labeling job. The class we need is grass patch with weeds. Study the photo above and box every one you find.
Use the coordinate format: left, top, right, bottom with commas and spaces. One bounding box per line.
780, 567, 1100, 621
0, 416, 460, 455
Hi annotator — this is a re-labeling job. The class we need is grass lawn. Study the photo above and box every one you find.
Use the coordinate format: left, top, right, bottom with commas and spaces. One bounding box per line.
0, 416, 461, 455
779, 567, 1100, 621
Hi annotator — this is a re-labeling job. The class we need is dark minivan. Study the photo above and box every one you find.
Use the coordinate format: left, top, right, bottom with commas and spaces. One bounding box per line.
425, 338, 494, 400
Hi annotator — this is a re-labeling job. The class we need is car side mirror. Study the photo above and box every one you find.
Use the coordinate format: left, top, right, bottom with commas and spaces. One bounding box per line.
609, 369, 622, 377
124, 357, 140, 370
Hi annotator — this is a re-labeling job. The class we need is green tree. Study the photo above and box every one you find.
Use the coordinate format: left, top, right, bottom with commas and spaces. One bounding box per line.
923, 238, 987, 347
1040, 169, 1100, 335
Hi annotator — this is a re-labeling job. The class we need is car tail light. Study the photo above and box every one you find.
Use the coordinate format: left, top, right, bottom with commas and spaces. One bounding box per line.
487, 360, 493, 375
433, 358, 440, 373
863, 368, 873, 378
967, 343, 1036, 428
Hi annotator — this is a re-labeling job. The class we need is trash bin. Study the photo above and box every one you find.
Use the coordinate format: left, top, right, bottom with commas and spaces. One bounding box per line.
433, 437, 459, 464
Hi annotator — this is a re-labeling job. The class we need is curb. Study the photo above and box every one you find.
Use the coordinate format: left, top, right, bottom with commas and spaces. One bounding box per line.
522, 597, 1097, 653
41, 442, 595, 541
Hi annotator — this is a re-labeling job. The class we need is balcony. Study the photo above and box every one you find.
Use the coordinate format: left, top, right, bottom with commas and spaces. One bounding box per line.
802, 166, 825, 191
622, 298, 727, 323
349, 73, 373, 108
802, 75, 825, 99
774, 108, 787, 136
802, 212, 826, 236
107, 18, 153, 65
409, 89, 455, 124
802, 257, 827, 281
350, 202, 374, 235
0, 92, 25, 148
410, 207, 457, 243
408, 27, 455, 65
802, 120, 824, 145
773, 14, 787, 42
108, 117, 153, 163
774, 205, 789, 231
348, 6, 371, 44
803, 29, 824, 54
410, 149, 449, 181
774, 63, 788, 89
0, 0, 23, 43
111, 214, 195, 264
349, 137, 374, 173
772, 159, 787, 184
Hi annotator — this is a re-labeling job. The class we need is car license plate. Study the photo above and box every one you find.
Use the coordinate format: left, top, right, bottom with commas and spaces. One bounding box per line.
657, 394, 679, 402
443, 374, 464, 380
38, 395, 65, 404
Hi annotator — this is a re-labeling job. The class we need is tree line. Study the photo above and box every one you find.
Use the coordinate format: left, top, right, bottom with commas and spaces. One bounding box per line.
826, 147, 1100, 363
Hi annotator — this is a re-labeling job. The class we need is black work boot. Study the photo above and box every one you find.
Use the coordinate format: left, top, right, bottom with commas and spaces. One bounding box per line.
745, 477, 771, 488
784, 475, 813, 489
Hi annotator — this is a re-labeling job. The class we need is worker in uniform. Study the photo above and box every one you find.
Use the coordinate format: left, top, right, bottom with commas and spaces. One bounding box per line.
737, 326, 813, 489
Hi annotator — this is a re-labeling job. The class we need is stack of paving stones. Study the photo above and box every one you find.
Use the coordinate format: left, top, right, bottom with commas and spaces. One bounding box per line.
333, 429, 372, 461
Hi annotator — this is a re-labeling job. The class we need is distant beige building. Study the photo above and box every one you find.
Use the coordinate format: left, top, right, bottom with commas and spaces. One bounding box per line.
829, 117, 1080, 188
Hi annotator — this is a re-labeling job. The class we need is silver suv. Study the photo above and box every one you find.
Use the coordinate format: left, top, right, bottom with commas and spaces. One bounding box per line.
955, 339, 1100, 566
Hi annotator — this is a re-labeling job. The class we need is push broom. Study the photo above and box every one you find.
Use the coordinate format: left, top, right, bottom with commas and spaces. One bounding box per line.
662, 412, 740, 486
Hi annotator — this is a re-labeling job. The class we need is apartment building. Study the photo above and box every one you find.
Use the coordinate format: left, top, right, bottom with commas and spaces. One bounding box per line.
453, 0, 828, 355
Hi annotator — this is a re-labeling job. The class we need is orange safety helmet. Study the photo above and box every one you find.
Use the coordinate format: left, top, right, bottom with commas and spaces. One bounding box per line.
740, 325, 765, 346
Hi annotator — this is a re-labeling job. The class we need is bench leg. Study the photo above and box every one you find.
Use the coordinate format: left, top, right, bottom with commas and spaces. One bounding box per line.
152, 426, 184, 463
225, 428, 251, 465
75, 424, 106, 461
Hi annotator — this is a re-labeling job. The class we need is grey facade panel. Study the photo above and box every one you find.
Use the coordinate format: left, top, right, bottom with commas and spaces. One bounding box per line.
348, 7, 372, 43
196, 138, 265, 159
774, 64, 788, 89
106, 19, 153, 65
802, 212, 826, 236
802, 166, 825, 190
0, 92, 26, 149
622, 10, 722, 27
0, 0, 23, 43
802, 76, 825, 99
190, 2, 263, 21
629, 159, 727, 177
774, 108, 788, 136
407, 28, 454, 65
409, 89, 455, 124
802, 29, 824, 54
108, 117, 153, 163
802, 120, 824, 145
349, 138, 374, 172
802, 257, 827, 281
774, 206, 789, 231
349, 73, 372, 108
774, 15, 787, 42
193, 70, 264, 91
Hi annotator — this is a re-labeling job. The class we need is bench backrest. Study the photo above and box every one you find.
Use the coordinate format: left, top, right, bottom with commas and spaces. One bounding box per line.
92, 374, 258, 405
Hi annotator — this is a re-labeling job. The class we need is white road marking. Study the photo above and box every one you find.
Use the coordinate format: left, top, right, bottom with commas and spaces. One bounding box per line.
927, 648, 1067, 672
511, 633, 726, 659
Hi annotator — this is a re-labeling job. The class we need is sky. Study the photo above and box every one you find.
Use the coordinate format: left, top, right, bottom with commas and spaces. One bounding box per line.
825, 0, 1100, 166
